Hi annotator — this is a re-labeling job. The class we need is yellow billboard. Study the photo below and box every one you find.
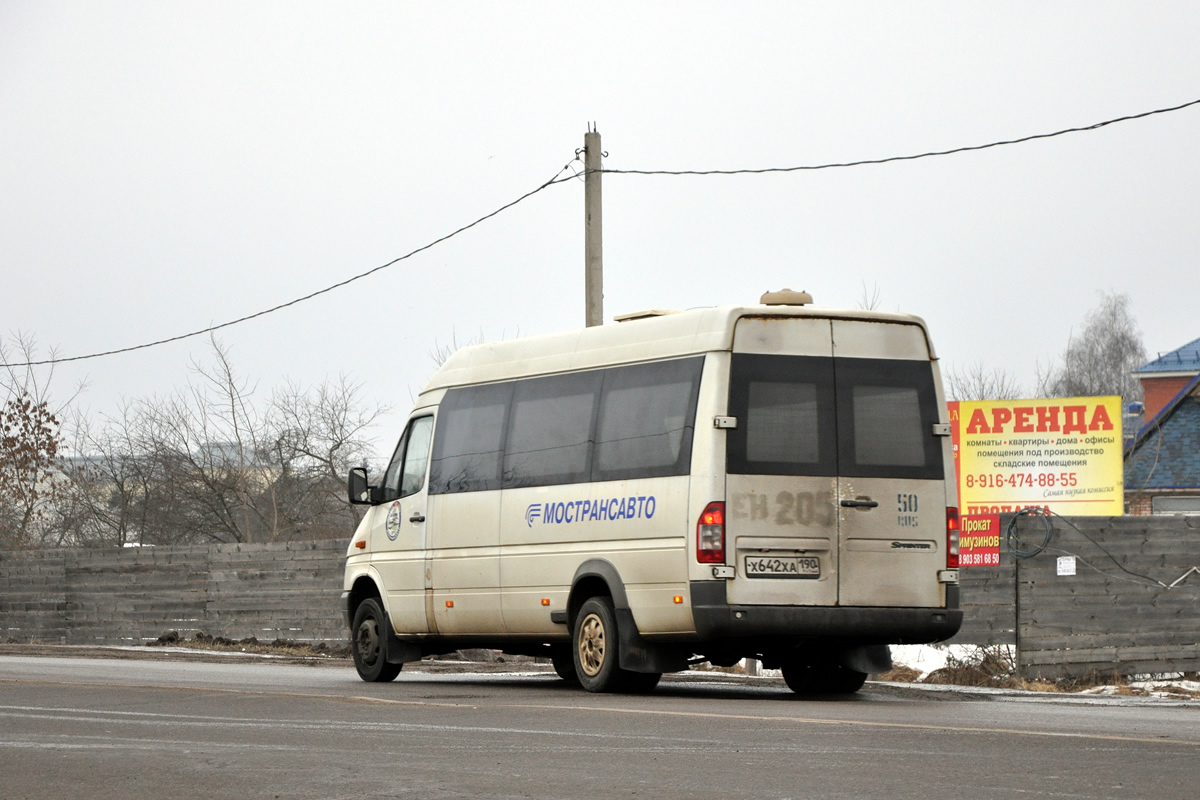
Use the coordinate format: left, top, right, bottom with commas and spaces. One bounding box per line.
949, 396, 1123, 517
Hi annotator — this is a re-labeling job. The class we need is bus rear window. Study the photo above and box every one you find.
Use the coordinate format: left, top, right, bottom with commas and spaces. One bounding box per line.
835, 358, 944, 480
727, 354, 943, 480
850, 385, 925, 467
727, 354, 837, 477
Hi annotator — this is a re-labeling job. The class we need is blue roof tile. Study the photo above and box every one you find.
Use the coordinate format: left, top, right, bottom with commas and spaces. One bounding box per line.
1134, 335, 1200, 375
1125, 394, 1200, 489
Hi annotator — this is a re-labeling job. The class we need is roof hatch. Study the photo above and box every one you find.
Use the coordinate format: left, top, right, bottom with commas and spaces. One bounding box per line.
759, 288, 813, 306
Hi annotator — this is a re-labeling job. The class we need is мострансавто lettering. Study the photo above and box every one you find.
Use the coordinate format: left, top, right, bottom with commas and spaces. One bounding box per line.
525, 496, 656, 527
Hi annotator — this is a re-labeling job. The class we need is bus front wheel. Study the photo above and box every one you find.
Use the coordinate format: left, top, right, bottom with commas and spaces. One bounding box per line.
351, 598, 403, 683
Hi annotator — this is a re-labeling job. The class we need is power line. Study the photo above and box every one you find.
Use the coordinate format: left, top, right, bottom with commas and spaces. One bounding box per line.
6, 96, 1198, 368
600, 97, 1200, 176
4, 163, 579, 368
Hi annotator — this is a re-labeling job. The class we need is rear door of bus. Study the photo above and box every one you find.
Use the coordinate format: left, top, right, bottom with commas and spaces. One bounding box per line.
724, 316, 947, 609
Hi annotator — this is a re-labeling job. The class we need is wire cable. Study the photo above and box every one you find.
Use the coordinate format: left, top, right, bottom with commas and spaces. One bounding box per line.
1005, 506, 1054, 559
3, 163, 580, 368
600, 97, 1200, 176
6, 96, 1199, 367
1005, 506, 1179, 588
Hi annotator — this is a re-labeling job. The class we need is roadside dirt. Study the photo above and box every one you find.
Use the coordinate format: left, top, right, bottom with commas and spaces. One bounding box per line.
0, 642, 557, 673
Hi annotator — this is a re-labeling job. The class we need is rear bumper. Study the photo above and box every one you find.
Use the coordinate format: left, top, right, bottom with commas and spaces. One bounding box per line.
689, 581, 962, 644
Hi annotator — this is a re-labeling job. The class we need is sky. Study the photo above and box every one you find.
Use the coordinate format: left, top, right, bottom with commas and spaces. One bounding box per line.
2, 1, 1198, 457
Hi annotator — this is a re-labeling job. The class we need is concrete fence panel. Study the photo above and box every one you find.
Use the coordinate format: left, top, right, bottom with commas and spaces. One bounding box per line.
3, 517, 1200, 680
1, 539, 350, 646
0, 549, 68, 643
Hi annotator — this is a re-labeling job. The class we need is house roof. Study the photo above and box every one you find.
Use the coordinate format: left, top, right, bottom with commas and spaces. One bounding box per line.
1133, 335, 1200, 376
1124, 372, 1200, 490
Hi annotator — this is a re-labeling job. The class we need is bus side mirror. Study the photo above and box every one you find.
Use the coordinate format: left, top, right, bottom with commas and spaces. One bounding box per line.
347, 467, 374, 505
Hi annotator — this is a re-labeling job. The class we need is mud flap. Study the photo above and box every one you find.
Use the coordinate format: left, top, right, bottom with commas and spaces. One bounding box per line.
383, 612, 422, 664
615, 608, 689, 674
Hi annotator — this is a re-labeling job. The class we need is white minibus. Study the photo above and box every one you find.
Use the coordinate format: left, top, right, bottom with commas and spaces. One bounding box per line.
343, 291, 962, 693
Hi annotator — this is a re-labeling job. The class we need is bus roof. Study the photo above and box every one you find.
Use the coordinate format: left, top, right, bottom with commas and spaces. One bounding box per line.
424, 304, 934, 394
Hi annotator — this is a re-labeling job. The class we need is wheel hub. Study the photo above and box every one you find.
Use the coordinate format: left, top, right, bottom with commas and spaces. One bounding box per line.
356, 619, 380, 666
577, 613, 605, 677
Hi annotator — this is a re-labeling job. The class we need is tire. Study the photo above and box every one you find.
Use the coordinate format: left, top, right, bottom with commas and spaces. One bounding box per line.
573, 596, 623, 692
351, 598, 403, 682
782, 657, 866, 695
572, 596, 662, 694
551, 647, 579, 682
824, 667, 868, 694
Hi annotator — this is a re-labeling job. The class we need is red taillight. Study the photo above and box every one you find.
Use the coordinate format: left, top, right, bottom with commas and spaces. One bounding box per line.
946, 506, 960, 568
697, 501, 725, 564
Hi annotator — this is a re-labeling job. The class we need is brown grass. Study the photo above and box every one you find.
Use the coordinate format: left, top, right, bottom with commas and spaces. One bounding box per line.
146, 630, 350, 659
922, 645, 1021, 688
875, 664, 922, 683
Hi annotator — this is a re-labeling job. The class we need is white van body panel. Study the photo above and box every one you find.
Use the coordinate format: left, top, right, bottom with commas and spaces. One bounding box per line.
685, 353, 730, 586
830, 318, 932, 361
427, 488, 502, 634
498, 476, 693, 635
425, 306, 937, 391
731, 316, 834, 357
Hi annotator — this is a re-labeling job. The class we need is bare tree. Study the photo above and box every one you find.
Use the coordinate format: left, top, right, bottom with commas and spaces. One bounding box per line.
59, 337, 386, 546
429, 328, 488, 367
856, 281, 882, 311
57, 405, 154, 547
266, 374, 389, 539
1037, 291, 1146, 409
945, 361, 1025, 402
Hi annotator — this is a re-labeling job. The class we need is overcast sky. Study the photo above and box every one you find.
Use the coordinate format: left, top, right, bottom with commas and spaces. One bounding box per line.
3, 2, 1198, 455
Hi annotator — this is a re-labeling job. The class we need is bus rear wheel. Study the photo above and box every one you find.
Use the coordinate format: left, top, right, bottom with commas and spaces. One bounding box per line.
782, 657, 866, 695
574, 597, 620, 692
572, 596, 661, 693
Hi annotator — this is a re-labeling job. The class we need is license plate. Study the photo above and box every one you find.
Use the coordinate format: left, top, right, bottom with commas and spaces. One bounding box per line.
744, 555, 820, 579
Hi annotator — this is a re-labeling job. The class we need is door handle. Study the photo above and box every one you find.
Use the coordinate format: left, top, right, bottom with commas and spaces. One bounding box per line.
840, 499, 879, 508
409, 513, 426, 523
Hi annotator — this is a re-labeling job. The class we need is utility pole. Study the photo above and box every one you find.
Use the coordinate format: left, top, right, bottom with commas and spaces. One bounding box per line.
584, 125, 603, 327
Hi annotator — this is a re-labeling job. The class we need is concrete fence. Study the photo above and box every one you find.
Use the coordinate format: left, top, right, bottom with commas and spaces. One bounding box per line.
3, 516, 1200, 678
0, 539, 349, 646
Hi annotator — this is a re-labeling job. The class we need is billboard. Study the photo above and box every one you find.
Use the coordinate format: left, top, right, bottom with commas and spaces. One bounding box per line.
949, 396, 1123, 517
959, 513, 1001, 567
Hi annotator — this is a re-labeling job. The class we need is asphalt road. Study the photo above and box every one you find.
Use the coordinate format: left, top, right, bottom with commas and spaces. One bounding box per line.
2, 649, 1198, 800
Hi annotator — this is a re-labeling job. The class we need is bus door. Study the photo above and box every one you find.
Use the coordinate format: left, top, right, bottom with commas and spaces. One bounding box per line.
724, 316, 947, 610
725, 317, 840, 608
372, 414, 435, 634
831, 320, 946, 608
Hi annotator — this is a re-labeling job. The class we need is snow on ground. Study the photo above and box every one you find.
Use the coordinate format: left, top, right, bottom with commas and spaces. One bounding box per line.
1080, 679, 1200, 699
890, 644, 1200, 698
889, 644, 1009, 679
